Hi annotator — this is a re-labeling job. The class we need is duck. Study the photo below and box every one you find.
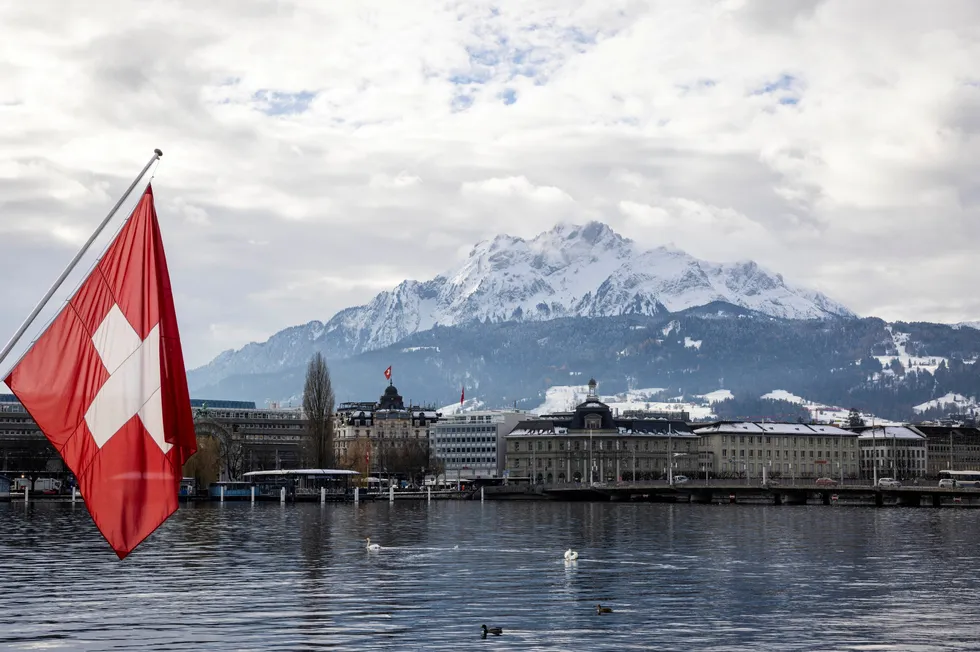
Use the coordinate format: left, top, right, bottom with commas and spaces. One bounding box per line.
365, 537, 381, 551
596, 604, 613, 614
564, 548, 579, 561
481, 624, 503, 638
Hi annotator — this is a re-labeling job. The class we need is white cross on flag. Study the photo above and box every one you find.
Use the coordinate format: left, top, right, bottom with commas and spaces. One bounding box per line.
5, 185, 197, 559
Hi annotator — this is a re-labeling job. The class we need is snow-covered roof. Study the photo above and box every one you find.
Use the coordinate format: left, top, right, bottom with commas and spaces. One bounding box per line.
243, 469, 361, 477
617, 427, 698, 437
694, 422, 855, 436
857, 426, 924, 441
508, 427, 569, 436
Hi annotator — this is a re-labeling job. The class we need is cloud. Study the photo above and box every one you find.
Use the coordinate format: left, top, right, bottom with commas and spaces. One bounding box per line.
461, 176, 573, 203
0, 0, 978, 371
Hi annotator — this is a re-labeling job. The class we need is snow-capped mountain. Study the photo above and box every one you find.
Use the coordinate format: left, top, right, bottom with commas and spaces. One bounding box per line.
188, 221, 853, 390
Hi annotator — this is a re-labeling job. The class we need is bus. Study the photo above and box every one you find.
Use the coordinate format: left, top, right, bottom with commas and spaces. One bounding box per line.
937, 470, 980, 488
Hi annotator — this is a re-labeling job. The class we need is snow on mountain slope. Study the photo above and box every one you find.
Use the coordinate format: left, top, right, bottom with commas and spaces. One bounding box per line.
874, 326, 947, 374
189, 221, 854, 388
529, 384, 716, 420
700, 389, 734, 403
333, 222, 853, 348
913, 393, 978, 414
954, 321, 980, 330
760, 389, 900, 426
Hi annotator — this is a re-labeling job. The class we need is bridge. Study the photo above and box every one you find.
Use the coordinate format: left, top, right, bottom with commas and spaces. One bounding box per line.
483, 480, 980, 507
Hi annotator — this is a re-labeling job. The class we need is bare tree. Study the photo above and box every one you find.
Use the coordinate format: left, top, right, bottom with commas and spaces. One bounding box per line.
182, 435, 222, 488
303, 352, 335, 468
342, 438, 371, 485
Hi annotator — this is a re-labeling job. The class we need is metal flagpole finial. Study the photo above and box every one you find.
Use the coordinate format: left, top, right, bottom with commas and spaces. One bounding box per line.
154, 149, 163, 158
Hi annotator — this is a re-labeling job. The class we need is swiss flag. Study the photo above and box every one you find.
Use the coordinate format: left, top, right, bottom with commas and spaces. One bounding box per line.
5, 185, 196, 559
460, 386, 465, 406
384, 365, 392, 380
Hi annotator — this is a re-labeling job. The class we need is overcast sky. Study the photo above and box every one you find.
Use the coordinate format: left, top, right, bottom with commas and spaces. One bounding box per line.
1, 0, 979, 380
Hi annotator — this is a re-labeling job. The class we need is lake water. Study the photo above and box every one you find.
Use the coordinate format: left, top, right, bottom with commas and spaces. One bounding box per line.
2, 500, 979, 651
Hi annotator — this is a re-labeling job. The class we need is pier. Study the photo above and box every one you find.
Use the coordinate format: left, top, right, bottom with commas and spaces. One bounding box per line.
483, 481, 980, 507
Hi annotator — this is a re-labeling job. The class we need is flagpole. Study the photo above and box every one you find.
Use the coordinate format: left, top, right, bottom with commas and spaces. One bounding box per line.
0, 149, 163, 374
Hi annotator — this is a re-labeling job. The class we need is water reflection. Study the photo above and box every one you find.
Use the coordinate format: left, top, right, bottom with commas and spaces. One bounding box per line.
2, 501, 980, 650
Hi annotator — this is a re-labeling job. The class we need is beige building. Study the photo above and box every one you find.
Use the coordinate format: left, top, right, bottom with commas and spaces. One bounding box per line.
333, 383, 440, 477
505, 379, 698, 484
694, 421, 860, 481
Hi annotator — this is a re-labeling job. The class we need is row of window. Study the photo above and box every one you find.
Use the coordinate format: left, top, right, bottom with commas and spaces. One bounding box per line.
514, 439, 695, 452
721, 449, 857, 460
434, 436, 496, 444
721, 462, 858, 474
861, 449, 926, 458
435, 446, 495, 454
719, 435, 857, 447
514, 458, 660, 469
434, 426, 497, 434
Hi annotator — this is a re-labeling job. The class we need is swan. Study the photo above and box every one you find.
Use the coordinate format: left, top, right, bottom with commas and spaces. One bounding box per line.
564, 549, 579, 561
596, 604, 613, 614
481, 624, 503, 637
365, 537, 381, 551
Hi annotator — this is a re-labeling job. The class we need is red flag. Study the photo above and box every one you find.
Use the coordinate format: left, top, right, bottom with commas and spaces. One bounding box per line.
384, 366, 391, 380
5, 185, 196, 559
460, 386, 465, 406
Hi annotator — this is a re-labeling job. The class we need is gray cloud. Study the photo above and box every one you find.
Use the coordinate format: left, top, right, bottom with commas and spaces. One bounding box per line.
0, 0, 978, 381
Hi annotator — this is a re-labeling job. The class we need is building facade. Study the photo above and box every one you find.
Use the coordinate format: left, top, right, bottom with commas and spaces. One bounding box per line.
906, 424, 980, 476
505, 379, 698, 484
191, 399, 308, 476
429, 410, 533, 481
333, 383, 440, 479
855, 426, 928, 481
694, 421, 860, 480
0, 394, 61, 480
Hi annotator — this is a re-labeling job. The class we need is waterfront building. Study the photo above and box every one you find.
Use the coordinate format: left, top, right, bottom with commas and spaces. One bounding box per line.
191, 399, 308, 473
852, 425, 928, 481
429, 410, 534, 482
333, 383, 440, 479
505, 379, 698, 484
906, 424, 980, 476
0, 394, 61, 479
694, 421, 860, 480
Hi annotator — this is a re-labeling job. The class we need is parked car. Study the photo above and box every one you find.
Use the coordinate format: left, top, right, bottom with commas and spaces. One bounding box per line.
938, 479, 955, 488
815, 477, 838, 486
878, 478, 901, 488
672, 475, 690, 485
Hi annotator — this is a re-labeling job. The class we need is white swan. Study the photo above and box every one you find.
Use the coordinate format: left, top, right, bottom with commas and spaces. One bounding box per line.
564, 549, 579, 561
365, 537, 381, 551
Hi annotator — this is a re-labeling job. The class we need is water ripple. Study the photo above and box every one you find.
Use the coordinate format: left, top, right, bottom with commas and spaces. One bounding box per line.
2, 501, 980, 650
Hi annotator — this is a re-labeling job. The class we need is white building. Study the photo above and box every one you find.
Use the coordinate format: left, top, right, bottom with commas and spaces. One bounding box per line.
429, 410, 534, 481
694, 421, 860, 480
857, 426, 928, 481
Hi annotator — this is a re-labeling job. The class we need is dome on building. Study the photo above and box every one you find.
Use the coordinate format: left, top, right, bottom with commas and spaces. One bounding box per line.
378, 384, 405, 410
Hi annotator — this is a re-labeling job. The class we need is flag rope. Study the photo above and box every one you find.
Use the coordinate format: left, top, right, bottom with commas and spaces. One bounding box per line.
0, 149, 163, 378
